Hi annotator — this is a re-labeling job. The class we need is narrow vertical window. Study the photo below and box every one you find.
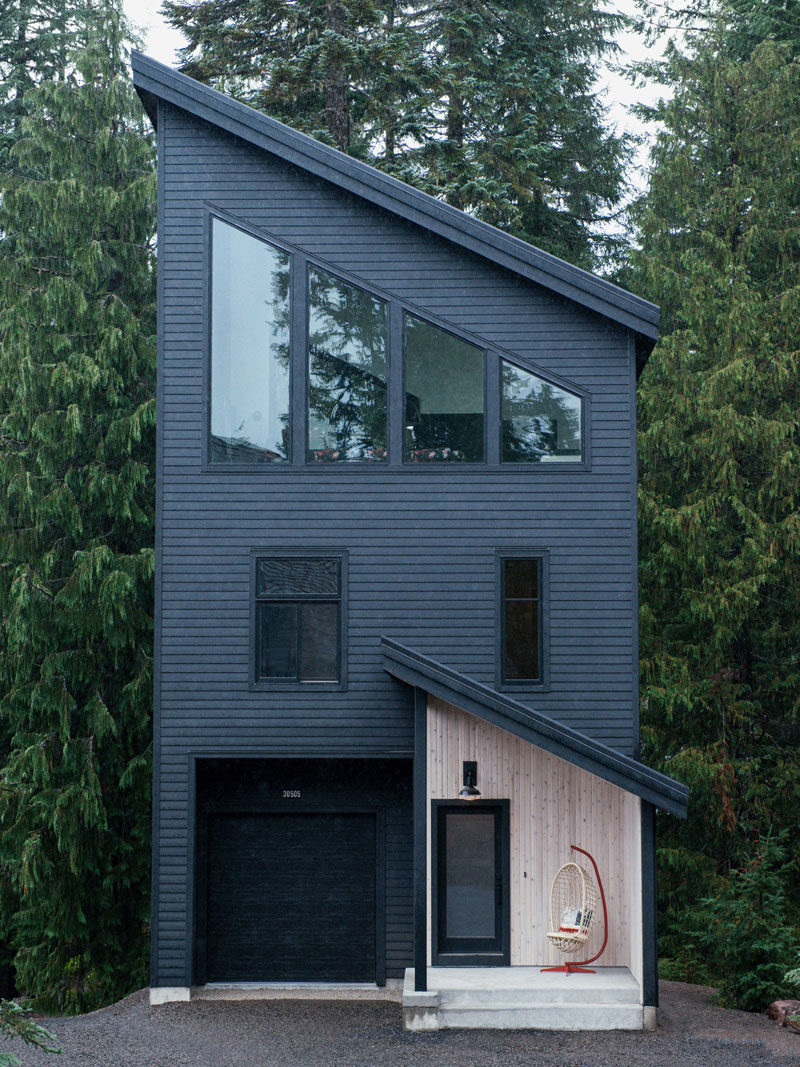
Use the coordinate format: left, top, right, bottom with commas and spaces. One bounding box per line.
307, 267, 388, 462
255, 558, 342, 683
404, 315, 485, 462
501, 558, 541, 683
501, 360, 582, 462
210, 219, 291, 462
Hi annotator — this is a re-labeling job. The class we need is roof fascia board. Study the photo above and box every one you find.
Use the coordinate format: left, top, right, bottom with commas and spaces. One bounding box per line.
131, 52, 659, 342
382, 638, 688, 818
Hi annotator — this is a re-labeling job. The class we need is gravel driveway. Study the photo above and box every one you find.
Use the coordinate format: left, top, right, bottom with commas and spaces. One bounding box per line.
8, 981, 800, 1066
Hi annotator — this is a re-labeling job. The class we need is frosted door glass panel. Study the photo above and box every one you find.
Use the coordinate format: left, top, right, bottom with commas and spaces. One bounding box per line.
404, 315, 484, 461
211, 219, 290, 462
445, 813, 495, 938
501, 360, 582, 462
307, 268, 388, 462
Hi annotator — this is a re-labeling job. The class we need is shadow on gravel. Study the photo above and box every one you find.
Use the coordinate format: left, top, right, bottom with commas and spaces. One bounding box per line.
7, 980, 800, 1066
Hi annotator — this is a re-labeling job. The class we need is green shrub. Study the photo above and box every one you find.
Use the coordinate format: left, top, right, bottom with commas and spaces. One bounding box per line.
687, 835, 798, 1011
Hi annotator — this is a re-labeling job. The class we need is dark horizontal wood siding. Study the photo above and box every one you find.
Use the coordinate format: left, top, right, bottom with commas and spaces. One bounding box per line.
152, 103, 639, 985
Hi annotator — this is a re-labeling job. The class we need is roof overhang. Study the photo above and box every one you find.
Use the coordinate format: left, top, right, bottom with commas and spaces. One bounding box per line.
130, 51, 659, 352
382, 637, 688, 818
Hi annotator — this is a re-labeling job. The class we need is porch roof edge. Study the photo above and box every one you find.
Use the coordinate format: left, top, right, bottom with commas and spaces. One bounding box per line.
381, 637, 689, 818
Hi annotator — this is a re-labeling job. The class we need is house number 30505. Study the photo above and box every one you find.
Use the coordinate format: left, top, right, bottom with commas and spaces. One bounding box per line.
282, 790, 301, 798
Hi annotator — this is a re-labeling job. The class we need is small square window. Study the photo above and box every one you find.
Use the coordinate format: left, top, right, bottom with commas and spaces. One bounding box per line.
255, 557, 342, 683
499, 555, 545, 686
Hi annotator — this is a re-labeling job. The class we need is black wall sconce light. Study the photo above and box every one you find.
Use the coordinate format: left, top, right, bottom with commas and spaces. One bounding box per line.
458, 760, 481, 800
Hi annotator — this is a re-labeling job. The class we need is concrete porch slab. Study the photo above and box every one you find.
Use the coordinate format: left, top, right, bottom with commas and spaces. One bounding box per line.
402, 967, 646, 1031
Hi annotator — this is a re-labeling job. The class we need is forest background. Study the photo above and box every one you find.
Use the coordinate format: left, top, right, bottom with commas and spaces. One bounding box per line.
0, 0, 798, 1016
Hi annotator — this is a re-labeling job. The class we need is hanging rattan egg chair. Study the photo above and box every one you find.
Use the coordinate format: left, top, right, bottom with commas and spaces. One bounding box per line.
541, 845, 608, 975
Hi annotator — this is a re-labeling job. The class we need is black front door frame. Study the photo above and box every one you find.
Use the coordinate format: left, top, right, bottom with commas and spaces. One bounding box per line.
431, 799, 510, 967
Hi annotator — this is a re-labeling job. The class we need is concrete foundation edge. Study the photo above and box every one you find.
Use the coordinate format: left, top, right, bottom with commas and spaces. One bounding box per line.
403, 990, 442, 1031
150, 987, 191, 1005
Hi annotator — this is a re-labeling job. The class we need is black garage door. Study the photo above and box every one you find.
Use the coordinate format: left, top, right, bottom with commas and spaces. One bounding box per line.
204, 812, 377, 982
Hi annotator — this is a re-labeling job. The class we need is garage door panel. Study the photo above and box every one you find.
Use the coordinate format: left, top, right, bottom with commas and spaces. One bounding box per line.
205, 812, 377, 982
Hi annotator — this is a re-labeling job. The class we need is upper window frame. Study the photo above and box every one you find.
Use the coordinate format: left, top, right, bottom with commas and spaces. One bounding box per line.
495, 548, 550, 693
248, 548, 348, 692
203, 206, 591, 474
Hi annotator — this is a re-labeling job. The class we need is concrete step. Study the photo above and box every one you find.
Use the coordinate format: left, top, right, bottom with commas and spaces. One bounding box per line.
439, 980, 639, 1008
401, 967, 647, 1032
437, 1002, 645, 1030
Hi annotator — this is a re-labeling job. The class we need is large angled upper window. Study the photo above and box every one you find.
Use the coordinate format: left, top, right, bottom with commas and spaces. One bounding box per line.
210, 219, 290, 463
501, 360, 582, 462
404, 315, 484, 462
307, 268, 388, 462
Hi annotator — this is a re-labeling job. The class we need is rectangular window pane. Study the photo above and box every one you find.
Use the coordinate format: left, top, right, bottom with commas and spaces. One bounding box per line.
308, 268, 388, 462
445, 813, 496, 938
258, 558, 340, 597
299, 603, 339, 681
211, 219, 290, 463
258, 603, 298, 678
501, 360, 582, 462
404, 315, 484, 462
504, 559, 539, 601
504, 601, 539, 681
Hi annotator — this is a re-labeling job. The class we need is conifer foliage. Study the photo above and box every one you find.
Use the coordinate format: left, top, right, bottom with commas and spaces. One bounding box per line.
0, 1, 156, 1010
631, 34, 800, 986
0, 1, 81, 168
163, 0, 630, 269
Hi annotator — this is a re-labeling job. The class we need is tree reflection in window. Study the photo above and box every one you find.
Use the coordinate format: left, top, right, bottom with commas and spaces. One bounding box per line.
307, 267, 388, 462
501, 361, 582, 462
404, 315, 485, 462
210, 219, 290, 463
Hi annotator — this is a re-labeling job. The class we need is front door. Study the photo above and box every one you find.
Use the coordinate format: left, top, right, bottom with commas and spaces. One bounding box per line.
433, 800, 510, 966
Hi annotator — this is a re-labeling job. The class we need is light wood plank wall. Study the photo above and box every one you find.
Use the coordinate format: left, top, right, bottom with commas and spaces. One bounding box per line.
427, 697, 643, 980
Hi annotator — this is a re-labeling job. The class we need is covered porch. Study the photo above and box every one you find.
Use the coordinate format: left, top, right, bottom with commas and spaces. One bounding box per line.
381, 638, 689, 1031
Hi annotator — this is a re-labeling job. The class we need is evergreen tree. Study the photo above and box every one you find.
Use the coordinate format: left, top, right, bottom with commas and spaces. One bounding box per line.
161, 0, 400, 154
163, 0, 630, 269
393, 0, 630, 267
724, 0, 800, 58
631, 34, 800, 982
0, 0, 156, 1010
0, 1, 82, 169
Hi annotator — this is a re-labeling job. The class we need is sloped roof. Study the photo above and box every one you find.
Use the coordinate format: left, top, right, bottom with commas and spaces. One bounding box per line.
131, 51, 658, 357
382, 637, 688, 818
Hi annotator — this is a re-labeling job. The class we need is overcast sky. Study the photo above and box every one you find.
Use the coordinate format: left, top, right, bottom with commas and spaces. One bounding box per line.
121, 0, 671, 191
